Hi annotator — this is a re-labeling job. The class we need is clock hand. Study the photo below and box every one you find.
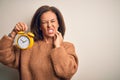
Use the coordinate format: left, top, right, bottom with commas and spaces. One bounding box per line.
20, 39, 27, 43
20, 39, 24, 43
23, 40, 27, 43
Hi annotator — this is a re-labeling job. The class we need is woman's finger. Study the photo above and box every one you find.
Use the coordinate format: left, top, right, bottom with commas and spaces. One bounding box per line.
18, 22, 24, 30
57, 31, 63, 39
15, 24, 21, 31
54, 33, 58, 40
24, 23, 28, 31
15, 22, 28, 31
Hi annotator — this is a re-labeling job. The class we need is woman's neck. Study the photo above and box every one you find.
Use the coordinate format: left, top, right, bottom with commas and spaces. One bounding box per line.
43, 37, 53, 44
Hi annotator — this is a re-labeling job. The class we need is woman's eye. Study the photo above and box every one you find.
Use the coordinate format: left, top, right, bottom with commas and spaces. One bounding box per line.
41, 22, 47, 24
51, 20, 55, 23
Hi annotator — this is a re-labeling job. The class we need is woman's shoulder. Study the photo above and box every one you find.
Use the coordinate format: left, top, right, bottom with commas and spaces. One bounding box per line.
62, 41, 75, 48
63, 41, 74, 45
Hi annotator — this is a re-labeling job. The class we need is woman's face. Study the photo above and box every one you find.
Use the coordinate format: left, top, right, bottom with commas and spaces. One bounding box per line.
40, 11, 59, 38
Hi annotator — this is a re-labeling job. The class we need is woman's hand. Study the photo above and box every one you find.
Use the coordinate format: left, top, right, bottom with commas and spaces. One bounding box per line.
53, 31, 63, 48
13, 22, 28, 32
9, 22, 28, 38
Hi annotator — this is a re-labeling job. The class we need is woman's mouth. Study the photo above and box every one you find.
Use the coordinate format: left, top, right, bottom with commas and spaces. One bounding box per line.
48, 29, 54, 34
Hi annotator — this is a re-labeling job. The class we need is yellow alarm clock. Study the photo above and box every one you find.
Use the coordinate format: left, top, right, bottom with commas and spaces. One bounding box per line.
15, 31, 34, 49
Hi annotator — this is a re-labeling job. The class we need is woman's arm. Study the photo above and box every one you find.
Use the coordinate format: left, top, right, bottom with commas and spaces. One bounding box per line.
50, 42, 78, 79
0, 22, 28, 69
0, 35, 20, 69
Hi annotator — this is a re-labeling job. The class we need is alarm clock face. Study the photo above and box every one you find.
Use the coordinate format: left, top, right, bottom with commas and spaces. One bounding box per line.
17, 36, 30, 49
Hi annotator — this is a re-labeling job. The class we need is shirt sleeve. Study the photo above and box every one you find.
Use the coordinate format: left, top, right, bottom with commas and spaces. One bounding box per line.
0, 35, 20, 69
50, 42, 78, 79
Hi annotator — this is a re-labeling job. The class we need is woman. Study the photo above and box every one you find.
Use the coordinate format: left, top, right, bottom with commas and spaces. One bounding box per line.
0, 5, 78, 80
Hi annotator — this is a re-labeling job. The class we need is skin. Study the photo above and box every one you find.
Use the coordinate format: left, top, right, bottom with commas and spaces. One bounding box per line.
9, 11, 63, 48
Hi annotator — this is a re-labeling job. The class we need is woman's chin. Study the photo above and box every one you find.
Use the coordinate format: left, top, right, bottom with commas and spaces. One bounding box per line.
47, 34, 55, 37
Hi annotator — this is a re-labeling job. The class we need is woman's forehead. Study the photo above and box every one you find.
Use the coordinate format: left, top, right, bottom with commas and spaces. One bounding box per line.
41, 11, 57, 20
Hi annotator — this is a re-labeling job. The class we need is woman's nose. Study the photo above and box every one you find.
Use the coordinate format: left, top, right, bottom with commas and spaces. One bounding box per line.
47, 21, 52, 28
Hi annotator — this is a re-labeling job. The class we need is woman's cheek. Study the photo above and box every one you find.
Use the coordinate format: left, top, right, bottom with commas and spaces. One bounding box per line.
54, 29, 58, 34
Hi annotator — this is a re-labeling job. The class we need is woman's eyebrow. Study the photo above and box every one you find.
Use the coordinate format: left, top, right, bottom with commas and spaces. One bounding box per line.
41, 18, 55, 21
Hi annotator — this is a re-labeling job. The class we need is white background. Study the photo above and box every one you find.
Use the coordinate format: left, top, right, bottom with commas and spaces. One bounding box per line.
0, 0, 120, 80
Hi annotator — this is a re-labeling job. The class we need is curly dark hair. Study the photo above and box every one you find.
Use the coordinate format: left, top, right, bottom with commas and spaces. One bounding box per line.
30, 5, 66, 41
